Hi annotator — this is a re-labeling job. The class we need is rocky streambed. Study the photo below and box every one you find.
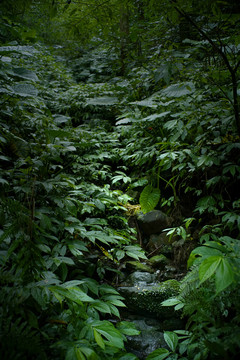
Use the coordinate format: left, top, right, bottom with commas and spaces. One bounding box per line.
117, 271, 185, 359
114, 209, 194, 359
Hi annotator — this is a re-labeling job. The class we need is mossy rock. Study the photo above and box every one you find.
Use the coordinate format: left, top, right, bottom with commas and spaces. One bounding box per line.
118, 279, 180, 319
126, 261, 154, 273
148, 254, 169, 269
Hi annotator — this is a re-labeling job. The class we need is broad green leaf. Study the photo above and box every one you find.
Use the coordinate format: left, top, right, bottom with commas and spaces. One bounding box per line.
64, 280, 85, 288
161, 298, 182, 306
175, 303, 184, 310
66, 347, 77, 360
118, 354, 139, 360
80, 346, 98, 360
191, 246, 222, 258
116, 249, 125, 260
94, 328, 105, 349
146, 348, 170, 360
9, 67, 39, 81
70, 287, 94, 302
49, 286, 94, 305
94, 199, 105, 212
87, 96, 118, 105
0, 45, 38, 55
75, 348, 86, 360
12, 83, 38, 97
49, 289, 63, 306
91, 301, 111, 314
117, 321, 140, 336
215, 258, 234, 293
142, 112, 170, 122
106, 298, 126, 307
94, 321, 124, 349
140, 185, 160, 214
164, 331, 178, 352
199, 256, 221, 284
99, 284, 120, 295
161, 81, 195, 98
108, 303, 120, 318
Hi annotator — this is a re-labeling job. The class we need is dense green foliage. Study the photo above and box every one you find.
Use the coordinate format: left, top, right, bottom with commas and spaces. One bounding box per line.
1, 0, 240, 359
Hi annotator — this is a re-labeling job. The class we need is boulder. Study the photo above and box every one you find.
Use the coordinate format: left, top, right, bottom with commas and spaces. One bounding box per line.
126, 261, 154, 273
125, 319, 166, 360
146, 232, 174, 255
148, 254, 169, 269
137, 210, 172, 235
127, 271, 156, 285
118, 279, 180, 319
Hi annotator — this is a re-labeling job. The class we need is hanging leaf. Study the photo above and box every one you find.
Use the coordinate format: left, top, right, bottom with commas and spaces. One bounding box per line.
139, 185, 160, 214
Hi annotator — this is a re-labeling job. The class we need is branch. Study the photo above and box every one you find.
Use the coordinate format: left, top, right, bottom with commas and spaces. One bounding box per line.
170, 1, 234, 75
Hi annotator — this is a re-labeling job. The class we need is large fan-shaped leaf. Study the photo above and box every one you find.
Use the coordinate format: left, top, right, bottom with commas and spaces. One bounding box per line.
139, 185, 160, 214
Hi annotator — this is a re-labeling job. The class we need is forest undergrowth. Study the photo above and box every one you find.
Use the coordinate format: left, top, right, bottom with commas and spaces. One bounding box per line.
1, 2, 240, 358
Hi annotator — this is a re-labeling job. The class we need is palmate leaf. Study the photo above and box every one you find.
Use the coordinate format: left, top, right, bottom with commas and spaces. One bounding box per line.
139, 185, 160, 214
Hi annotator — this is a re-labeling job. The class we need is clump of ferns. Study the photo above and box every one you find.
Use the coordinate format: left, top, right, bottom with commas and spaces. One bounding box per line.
0, 314, 45, 360
178, 265, 219, 321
